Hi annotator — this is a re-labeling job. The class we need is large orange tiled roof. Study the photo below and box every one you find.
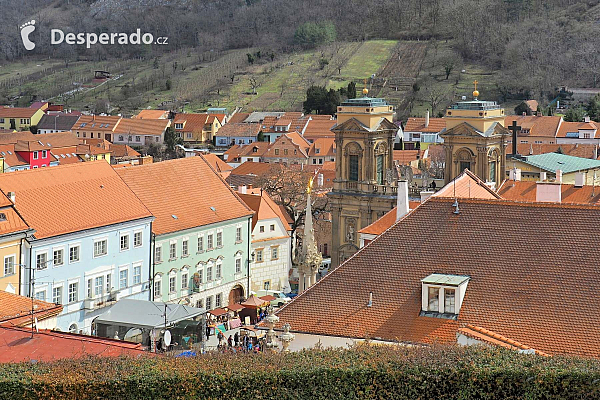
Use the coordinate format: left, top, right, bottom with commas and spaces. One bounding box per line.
308, 138, 335, 157
504, 115, 562, 138
74, 115, 121, 131
0, 144, 28, 167
228, 112, 250, 123
358, 207, 398, 235
133, 110, 169, 119
173, 113, 209, 133
404, 117, 446, 133
0, 107, 38, 118
203, 153, 233, 173
0, 291, 62, 327
116, 157, 253, 236
277, 197, 600, 357
302, 119, 336, 140
50, 146, 80, 165
216, 122, 260, 138
0, 162, 152, 239
114, 118, 170, 137
497, 180, 600, 203
393, 150, 424, 164
230, 161, 280, 177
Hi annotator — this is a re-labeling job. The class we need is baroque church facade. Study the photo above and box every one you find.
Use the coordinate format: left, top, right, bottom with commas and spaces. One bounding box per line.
328, 91, 399, 268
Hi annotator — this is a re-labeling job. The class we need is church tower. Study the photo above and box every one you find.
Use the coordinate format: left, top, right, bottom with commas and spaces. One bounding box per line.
328, 90, 399, 268
440, 82, 510, 188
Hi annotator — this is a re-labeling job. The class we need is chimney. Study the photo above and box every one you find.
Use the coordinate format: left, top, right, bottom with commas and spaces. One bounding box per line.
575, 172, 585, 188
509, 168, 521, 181
240, 185, 247, 194
317, 173, 324, 187
420, 190, 434, 203
425, 110, 430, 128
585, 116, 591, 123
555, 169, 562, 183
536, 181, 561, 203
7, 192, 15, 204
396, 180, 409, 221
540, 171, 547, 181
522, 112, 526, 116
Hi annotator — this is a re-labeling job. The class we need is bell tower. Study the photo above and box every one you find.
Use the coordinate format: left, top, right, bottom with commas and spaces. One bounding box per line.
328, 90, 399, 268
440, 83, 509, 188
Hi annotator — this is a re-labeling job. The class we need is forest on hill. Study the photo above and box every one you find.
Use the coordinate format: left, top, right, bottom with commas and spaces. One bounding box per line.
1, 0, 599, 105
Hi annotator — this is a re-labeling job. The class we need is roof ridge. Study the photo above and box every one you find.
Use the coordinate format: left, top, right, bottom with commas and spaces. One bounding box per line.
428, 195, 600, 210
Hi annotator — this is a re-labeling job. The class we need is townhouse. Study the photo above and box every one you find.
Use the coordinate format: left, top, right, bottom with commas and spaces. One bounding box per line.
73, 115, 122, 141
237, 188, 292, 293
173, 113, 223, 144
262, 132, 311, 164
37, 114, 80, 134
0, 162, 154, 334
0, 107, 45, 131
112, 118, 170, 146
115, 156, 254, 311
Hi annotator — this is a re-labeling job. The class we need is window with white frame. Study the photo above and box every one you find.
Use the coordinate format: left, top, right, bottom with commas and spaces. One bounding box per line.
182, 239, 189, 257
215, 261, 222, 279
196, 265, 203, 284
271, 246, 279, 260
198, 235, 204, 252
421, 274, 469, 317
270, 224, 275, 231
120, 269, 128, 289
154, 278, 161, 297
216, 231, 222, 247
53, 249, 64, 266
69, 245, 80, 262
134, 231, 142, 247
181, 271, 188, 289
94, 239, 107, 257
206, 264, 213, 281
256, 249, 263, 262
33, 151, 39, 160
235, 258, 241, 274
206, 295, 213, 310
68, 282, 78, 303
94, 276, 104, 296
3, 255, 15, 276
52, 286, 62, 304
36, 253, 48, 270
207, 234, 213, 249
196, 299, 203, 309
120, 234, 130, 251
169, 275, 176, 293
87, 279, 92, 298
35, 290, 46, 301
236, 227, 242, 242
170, 243, 177, 259
155, 245, 162, 262
215, 293, 222, 308
259, 226, 265, 233
444, 288, 456, 313
428, 287, 439, 311
133, 265, 141, 285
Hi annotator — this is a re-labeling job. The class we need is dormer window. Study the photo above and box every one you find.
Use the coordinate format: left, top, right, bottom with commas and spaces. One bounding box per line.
175, 123, 183, 129
420, 274, 469, 319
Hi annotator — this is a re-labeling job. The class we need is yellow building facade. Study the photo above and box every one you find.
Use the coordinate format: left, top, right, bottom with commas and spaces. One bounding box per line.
0, 199, 33, 294
441, 87, 510, 187
329, 93, 399, 268
0, 108, 45, 131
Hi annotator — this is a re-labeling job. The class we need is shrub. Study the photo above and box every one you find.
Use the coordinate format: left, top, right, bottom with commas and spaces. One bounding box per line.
1, 345, 599, 399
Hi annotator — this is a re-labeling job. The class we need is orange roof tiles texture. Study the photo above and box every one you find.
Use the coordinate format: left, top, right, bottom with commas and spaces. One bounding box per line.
404, 117, 446, 133
504, 115, 562, 138
276, 197, 600, 357
0, 161, 152, 239
556, 120, 600, 138
0, 107, 39, 118
497, 180, 600, 204
113, 118, 169, 137
434, 169, 501, 200
115, 157, 252, 236
0, 291, 62, 327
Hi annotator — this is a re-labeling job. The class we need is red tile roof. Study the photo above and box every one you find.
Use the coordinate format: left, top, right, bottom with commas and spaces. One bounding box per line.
230, 161, 280, 177
74, 115, 121, 132
404, 117, 446, 133
202, 153, 233, 173
216, 123, 261, 138
308, 138, 336, 157
114, 118, 170, 137
238, 189, 291, 231
228, 112, 250, 123
504, 115, 562, 138
277, 197, 600, 357
556, 120, 600, 138
0, 107, 39, 119
0, 161, 152, 239
133, 110, 169, 119
0, 144, 28, 167
497, 180, 600, 203
434, 169, 501, 199
115, 157, 253, 236
0, 291, 61, 327
393, 150, 424, 164
50, 146, 80, 165
358, 207, 399, 236
302, 119, 337, 140
173, 113, 210, 133
0, 326, 150, 363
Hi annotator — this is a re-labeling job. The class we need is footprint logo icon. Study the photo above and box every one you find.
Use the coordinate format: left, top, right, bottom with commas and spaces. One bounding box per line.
20, 20, 36, 51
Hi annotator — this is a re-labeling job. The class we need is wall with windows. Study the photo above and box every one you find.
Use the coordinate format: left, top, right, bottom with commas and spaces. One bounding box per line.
0, 238, 24, 295
152, 216, 251, 309
249, 217, 291, 293
24, 218, 153, 334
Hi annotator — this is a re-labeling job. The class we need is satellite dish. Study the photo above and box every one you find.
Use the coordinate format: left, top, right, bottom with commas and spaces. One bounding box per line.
164, 330, 172, 347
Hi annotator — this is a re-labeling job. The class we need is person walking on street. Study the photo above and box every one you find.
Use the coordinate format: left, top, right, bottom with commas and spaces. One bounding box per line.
234, 331, 239, 347
227, 335, 233, 347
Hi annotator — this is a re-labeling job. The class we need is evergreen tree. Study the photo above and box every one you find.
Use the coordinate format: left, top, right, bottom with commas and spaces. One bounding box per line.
586, 94, 600, 121
164, 126, 182, 155
563, 106, 586, 122
347, 82, 357, 99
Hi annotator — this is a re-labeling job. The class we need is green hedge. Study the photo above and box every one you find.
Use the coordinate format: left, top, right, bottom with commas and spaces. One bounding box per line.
1, 345, 599, 399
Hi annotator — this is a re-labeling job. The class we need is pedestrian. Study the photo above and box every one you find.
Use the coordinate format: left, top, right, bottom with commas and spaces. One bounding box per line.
206, 325, 210, 338
247, 341, 253, 352
217, 330, 224, 345
234, 331, 239, 347
227, 335, 233, 347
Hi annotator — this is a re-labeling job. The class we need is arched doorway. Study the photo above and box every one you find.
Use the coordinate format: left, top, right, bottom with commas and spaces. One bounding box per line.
229, 285, 244, 305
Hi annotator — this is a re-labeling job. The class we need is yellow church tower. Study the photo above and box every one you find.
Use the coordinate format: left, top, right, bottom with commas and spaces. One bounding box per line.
440, 82, 510, 188
328, 88, 399, 268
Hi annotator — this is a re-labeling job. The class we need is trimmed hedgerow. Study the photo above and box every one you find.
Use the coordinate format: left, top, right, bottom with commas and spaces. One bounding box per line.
0, 345, 599, 399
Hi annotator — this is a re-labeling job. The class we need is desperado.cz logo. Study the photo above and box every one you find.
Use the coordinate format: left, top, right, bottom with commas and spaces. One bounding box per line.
20, 21, 168, 50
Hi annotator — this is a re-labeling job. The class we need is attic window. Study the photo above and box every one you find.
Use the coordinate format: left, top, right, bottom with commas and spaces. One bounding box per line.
0, 213, 6, 221
420, 274, 469, 320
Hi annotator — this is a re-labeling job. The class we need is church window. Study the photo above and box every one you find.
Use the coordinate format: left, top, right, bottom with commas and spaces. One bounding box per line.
376, 154, 384, 185
460, 161, 470, 172
349, 155, 359, 181
489, 161, 497, 183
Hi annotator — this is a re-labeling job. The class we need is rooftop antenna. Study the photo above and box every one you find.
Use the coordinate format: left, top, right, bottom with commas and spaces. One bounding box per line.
452, 174, 460, 214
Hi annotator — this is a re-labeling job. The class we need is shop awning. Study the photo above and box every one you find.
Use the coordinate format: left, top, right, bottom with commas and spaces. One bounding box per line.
259, 295, 276, 302
228, 304, 245, 311
241, 295, 268, 308
208, 308, 228, 316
